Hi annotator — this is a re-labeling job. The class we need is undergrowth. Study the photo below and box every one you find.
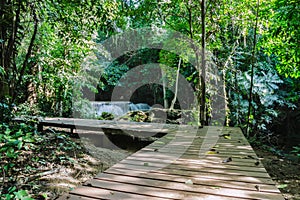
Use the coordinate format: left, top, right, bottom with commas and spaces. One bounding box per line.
0, 100, 85, 199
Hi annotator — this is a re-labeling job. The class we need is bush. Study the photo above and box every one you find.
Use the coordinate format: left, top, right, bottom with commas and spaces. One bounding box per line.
0, 99, 14, 123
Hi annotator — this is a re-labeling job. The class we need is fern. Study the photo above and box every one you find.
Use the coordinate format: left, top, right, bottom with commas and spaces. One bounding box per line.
226, 49, 295, 134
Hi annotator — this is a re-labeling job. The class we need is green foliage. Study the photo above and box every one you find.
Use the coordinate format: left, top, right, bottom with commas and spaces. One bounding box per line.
226, 49, 294, 135
3, 187, 33, 200
291, 146, 300, 157
261, 0, 300, 78
0, 119, 37, 199
0, 66, 5, 76
0, 120, 83, 198
15, 102, 45, 117
0, 101, 83, 198
97, 112, 114, 120
0, 0, 122, 116
0, 99, 14, 123
72, 99, 95, 119
0, 0, 299, 151
99, 62, 129, 90
130, 111, 149, 122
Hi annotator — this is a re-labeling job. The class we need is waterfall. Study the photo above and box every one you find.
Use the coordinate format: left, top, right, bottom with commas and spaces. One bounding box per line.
129, 103, 151, 111
91, 101, 151, 117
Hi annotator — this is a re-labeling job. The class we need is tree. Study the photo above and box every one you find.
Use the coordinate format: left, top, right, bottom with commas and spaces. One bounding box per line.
200, 0, 206, 126
246, 0, 260, 136
169, 57, 181, 110
262, 0, 300, 78
0, 0, 121, 117
0, 0, 38, 101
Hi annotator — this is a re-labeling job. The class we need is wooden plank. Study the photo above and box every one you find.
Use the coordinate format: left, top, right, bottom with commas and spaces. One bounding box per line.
178, 154, 263, 165
119, 150, 265, 167
132, 149, 260, 162
111, 159, 274, 181
104, 168, 280, 193
150, 132, 247, 143
116, 159, 271, 178
92, 173, 284, 200
147, 131, 254, 156
69, 186, 171, 200
149, 140, 253, 150
145, 147, 257, 158
144, 137, 255, 153
56, 194, 97, 200
39, 117, 179, 133
141, 148, 258, 157
87, 178, 252, 200
122, 156, 267, 173
109, 165, 276, 185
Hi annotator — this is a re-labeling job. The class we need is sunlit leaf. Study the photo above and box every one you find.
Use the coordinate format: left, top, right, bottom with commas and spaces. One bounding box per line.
277, 184, 288, 189
185, 179, 193, 185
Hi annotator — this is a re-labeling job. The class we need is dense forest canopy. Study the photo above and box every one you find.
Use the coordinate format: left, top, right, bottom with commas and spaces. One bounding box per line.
1, 0, 299, 144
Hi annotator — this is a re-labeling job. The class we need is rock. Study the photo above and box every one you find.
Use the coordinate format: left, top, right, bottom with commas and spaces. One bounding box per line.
117, 108, 197, 125
97, 112, 114, 120
118, 111, 151, 122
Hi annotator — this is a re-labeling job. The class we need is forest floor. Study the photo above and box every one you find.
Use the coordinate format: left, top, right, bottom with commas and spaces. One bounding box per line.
253, 146, 300, 200
0, 127, 129, 200
38, 132, 130, 200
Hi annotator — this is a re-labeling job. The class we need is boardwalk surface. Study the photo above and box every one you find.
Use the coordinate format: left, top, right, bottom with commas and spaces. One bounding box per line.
54, 121, 283, 200
37, 117, 173, 137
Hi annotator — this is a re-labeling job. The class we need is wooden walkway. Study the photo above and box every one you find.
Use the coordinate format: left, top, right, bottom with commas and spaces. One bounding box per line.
37, 117, 173, 137
56, 123, 284, 200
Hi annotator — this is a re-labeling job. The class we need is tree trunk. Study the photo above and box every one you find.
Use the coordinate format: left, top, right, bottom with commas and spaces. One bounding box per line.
170, 58, 181, 110
161, 68, 169, 109
13, 4, 39, 102
246, 0, 260, 137
200, 0, 206, 126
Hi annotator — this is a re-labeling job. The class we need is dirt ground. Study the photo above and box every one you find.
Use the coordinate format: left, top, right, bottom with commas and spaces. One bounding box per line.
34, 139, 129, 199
9, 128, 130, 200
253, 146, 300, 200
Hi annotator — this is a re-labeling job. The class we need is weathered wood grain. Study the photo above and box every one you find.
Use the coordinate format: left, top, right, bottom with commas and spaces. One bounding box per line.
38, 118, 283, 200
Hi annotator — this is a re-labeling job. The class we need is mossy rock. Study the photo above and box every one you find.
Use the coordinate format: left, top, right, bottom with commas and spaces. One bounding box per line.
97, 112, 114, 120
118, 111, 151, 122
118, 108, 197, 125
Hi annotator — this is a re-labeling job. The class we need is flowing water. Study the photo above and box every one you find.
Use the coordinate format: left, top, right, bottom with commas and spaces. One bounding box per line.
91, 101, 151, 117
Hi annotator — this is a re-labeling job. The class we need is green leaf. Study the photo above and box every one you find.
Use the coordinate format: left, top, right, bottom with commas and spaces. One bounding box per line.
277, 184, 288, 189
23, 198, 34, 200
17, 141, 23, 150
224, 135, 231, 140
15, 190, 28, 199
8, 186, 17, 193
0, 66, 5, 75
155, 141, 165, 145
5, 128, 11, 135
5, 194, 12, 200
